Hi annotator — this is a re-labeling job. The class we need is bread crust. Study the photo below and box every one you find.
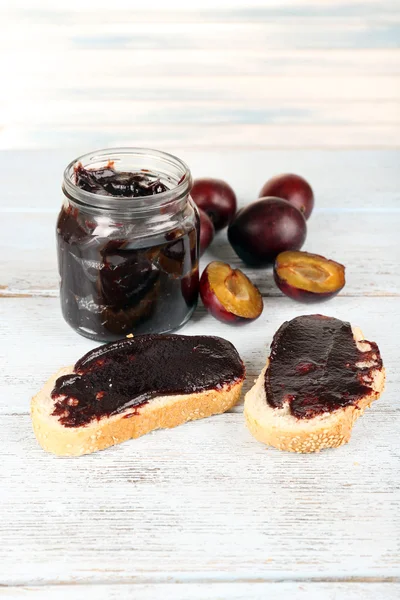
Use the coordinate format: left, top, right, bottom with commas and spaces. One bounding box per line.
31, 367, 244, 457
244, 327, 385, 453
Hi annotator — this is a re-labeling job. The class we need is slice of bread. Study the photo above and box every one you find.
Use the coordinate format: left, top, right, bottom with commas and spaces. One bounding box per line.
244, 326, 385, 453
32, 368, 243, 457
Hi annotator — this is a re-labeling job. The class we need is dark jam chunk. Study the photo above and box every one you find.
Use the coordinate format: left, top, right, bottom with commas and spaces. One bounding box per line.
51, 334, 245, 427
57, 164, 199, 341
75, 162, 169, 196
265, 315, 382, 419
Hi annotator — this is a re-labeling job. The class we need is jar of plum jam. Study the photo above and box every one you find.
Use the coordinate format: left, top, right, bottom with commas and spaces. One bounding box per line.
57, 148, 199, 342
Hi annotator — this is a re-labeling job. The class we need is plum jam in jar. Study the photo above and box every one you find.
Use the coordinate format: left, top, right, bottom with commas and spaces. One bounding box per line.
57, 148, 199, 342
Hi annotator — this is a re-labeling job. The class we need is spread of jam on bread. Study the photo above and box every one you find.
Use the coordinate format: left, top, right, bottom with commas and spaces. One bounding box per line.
74, 162, 169, 197
265, 315, 383, 419
51, 334, 245, 427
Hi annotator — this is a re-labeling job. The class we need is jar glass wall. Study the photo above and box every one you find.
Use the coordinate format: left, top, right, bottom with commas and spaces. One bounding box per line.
57, 148, 199, 342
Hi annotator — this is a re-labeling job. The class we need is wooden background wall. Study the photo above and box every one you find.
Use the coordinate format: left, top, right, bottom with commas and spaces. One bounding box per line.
1, 0, 399, 151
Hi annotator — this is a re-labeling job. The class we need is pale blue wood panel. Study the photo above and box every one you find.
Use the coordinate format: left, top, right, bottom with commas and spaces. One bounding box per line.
4, 3, 400, 49
1, 391, 399, 584
0, 2, 399, 149
1, 150, 399, 298
5, 124, 398, 150
1, 150, 399, 212
5, 48, 399, 77
6, 0, 400, 22
4, 582, 400, 599
1, 210, 398, 298
34, 21, 400, 51
1, 296, 398, 416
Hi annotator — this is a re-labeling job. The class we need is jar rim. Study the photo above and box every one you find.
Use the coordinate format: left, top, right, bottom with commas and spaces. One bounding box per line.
62, 147, 192, 212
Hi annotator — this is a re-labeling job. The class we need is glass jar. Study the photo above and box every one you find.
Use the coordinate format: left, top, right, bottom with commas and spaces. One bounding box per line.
57, 148, 199, 342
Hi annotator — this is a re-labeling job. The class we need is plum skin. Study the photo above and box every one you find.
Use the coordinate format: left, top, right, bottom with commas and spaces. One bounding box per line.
228, 197, 307, 267
200, 268, 242, 323
198, 208, 215, 256
273, 268, 344, 303
259, 173, 314, 219
191, 178, 237, 231
199, 269, 249, 324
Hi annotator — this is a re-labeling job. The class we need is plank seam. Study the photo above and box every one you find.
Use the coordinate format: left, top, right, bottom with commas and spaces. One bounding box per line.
1, 576, 399, 588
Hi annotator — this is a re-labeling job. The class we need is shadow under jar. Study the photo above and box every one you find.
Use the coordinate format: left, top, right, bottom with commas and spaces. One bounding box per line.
57, 148, 200, 342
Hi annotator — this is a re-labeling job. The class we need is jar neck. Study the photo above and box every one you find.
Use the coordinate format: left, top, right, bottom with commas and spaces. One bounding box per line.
62, 147, 192, 218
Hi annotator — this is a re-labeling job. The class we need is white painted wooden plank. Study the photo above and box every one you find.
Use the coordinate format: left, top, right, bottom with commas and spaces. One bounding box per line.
6, 0, 399, 20
7, 0, 399, 9
4, 73, 399, 101
1, 407, 399, 584
1, 296, 397, 416
2, 582, 400, 600
3, 48, 400, 78
8, 99, 400, 128
206, 210, 399, 297
4, 124, 398, 151
1, 210, 398, 297
2, 18, 399, 51
1, 150, 398, 211
4, 73, 399, 148
1, 148, 398, 297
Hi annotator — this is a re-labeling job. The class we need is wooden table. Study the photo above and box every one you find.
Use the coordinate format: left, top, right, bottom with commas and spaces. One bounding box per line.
1, 2, 399, 599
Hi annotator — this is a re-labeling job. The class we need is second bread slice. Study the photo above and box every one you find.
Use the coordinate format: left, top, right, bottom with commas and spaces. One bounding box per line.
245, 316, 385, 453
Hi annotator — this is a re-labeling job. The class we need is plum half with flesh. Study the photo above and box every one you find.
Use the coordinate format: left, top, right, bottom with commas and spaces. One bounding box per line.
274, 251, 345, 302
228, 197, 307, 266
200, 261, 263, 323
191, 178, 237, 230
259, 173, 314, 219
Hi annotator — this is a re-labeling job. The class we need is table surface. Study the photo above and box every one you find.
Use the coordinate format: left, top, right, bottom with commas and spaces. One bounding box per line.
1, 2, 399, 599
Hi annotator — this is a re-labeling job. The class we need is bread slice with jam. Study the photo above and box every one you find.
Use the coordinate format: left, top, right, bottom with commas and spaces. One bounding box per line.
244, 315, 385, 453
31, 334, 245, 457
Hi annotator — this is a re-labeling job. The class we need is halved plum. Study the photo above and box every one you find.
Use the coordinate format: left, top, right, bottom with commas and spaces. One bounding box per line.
200, 261, 263, 323
274, 251, 345, 302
